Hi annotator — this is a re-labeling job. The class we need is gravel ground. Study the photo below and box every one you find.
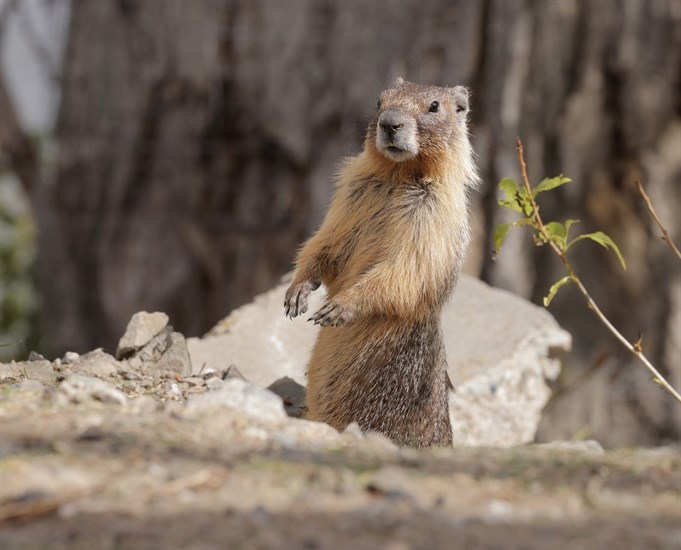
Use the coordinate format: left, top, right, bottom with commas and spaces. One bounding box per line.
1, 376, 680, 550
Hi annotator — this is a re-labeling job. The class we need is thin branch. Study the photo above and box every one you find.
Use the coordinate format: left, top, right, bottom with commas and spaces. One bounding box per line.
515, 138, 681, 405
635, 177, 681, 261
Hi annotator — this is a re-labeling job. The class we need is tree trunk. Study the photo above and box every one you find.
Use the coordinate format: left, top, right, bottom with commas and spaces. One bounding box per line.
37, 0, 680, 446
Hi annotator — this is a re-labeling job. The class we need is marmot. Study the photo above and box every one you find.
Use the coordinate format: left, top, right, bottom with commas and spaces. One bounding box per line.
284, 78, 479, 448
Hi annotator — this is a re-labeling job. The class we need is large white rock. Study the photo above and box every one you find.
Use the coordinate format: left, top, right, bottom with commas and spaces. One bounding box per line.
187, 275, 571, 447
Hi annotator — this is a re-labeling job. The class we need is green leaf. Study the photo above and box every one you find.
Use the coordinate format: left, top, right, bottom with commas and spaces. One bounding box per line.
493, 223, 512, 255
533, 175, 571, 196
543, 221, 567, 250
497, 198, 523, 213
567, 231, 627, 270
499, 178, 518, 195
498, 178, 523, 213
543, 276, 573, 307
564, 219, 580, 240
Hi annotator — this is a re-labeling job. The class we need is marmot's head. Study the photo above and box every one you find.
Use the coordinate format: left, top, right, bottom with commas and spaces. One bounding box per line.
365, 78, 473, 179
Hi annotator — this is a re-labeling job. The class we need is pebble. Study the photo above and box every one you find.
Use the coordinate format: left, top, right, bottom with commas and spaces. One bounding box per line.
205, 377, 224, 390
62, 351, 80, 364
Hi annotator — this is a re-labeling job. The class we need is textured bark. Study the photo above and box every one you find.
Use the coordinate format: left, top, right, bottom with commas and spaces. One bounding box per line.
35, 0, 680, 445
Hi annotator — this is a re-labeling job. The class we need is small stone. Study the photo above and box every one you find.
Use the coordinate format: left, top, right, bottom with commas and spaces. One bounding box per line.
137, 328, 172, 363
58, 374, 127, 406
28, 351, 46, 361
163, 381, 183, 400
0, 362, 23, 382
342, 422, 365, 438
366, 466, 412, 498
68, 350, 119, 378
120, 371, 141, 380
116, 312, 170, 359
121, 380, 140, 392
18, 379, 46, 393
205, 376, 224, 390
153, 332, 192, 379
187, 377, 286, 423
22, 361, 58, 386
267, 377, 307, 418
62, 351, 80, 364
283, 418, 341, 446
128, 395, 157, 413
183, 377, 205, 387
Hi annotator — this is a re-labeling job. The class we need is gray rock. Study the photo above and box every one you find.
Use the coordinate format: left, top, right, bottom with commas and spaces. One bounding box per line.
154, 332, 192, 379
0, 362, 23, 382
133, 329, 192, 379
188, 275, 571, 447
187, 377, 286, 423
116, 311, 170, 358
58, 374, 127, 406
66, 350, 120, 379
128, 395, 158, 413
223, 365, 247, 381
162, 380, 183, 400
342, 422, 365, 439
24, 360, 57, 386
366, 466, 412, 498
183, 376, 206, 387
0, 360, 58, 386
205, 376, 224, 390
28, 351, 47, 361
62, 351, 80, 364
18, 379, 46, 394
277, 417, 341, 447
267, 376, 307, 418
137, 327, 173, 363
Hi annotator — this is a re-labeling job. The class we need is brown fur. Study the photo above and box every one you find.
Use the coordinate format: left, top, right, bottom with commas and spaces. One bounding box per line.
284, 79, 479, 448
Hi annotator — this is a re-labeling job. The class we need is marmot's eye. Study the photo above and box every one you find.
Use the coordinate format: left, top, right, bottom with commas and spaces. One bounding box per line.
377, 99, 381, 110
455, 104, 465, 113
428, 101, 440, 113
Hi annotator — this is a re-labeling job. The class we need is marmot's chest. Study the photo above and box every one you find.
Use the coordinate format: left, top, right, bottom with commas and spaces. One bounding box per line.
356, 182, 448, 238
339, 181, 459, 264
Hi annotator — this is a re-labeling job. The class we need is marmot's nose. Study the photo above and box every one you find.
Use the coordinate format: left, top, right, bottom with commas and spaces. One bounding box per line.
379, 110, 408, 136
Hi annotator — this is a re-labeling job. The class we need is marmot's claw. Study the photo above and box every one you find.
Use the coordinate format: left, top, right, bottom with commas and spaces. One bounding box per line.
310, 301, 353, 327
284, 280, 314, 319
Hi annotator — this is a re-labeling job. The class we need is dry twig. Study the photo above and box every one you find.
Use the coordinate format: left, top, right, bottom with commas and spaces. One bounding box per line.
634, 177, 681, 261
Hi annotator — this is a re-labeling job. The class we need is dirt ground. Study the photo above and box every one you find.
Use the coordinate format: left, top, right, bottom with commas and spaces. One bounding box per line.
1, 377, 680, 550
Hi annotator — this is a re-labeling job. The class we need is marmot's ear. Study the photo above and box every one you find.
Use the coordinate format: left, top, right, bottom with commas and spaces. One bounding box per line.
393, 76, 405, 87
449, 86, 470, 115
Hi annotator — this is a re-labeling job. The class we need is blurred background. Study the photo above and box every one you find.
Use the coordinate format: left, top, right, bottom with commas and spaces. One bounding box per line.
0, 0, 679, 447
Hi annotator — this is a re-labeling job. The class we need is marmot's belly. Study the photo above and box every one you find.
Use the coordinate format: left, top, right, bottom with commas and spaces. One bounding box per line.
305, 314, 453, 447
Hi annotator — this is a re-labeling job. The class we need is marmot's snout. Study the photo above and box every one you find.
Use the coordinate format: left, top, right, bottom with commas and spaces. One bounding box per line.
376, 108, 418, 162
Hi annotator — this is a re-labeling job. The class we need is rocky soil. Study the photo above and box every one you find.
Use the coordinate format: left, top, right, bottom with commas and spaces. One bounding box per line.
1, 278, 680, 549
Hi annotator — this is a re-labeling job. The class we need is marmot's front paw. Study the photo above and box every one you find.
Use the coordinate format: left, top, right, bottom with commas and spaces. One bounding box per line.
309, 301, 355, 328
284, 279, 319, 319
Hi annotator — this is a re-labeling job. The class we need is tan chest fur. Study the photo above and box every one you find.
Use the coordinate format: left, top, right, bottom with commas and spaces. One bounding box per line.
321, 151, 471, 318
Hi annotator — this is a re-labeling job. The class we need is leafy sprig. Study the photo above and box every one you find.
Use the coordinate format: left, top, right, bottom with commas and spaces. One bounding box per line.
493, 138, 681, 404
